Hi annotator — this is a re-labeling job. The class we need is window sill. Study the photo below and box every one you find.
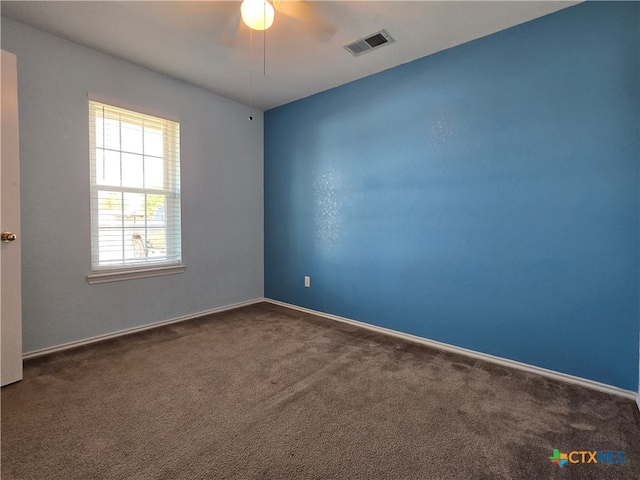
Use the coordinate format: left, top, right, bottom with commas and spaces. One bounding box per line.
87, 264, 186, 284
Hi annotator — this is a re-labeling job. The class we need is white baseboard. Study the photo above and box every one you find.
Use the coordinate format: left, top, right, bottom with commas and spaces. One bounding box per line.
22, 298, 265, 360
23, 296, 639, 409
265, 298, 638, 402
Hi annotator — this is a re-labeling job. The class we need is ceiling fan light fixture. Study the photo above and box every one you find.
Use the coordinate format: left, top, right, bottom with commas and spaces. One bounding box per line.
241, 0, 274, 31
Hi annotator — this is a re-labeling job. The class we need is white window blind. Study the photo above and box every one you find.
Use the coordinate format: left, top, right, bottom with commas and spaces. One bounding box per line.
89, 101, 181, 274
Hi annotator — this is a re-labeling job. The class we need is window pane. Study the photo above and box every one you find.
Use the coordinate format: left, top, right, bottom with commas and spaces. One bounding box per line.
122, 193, 146, 262
144, 128, 163, 157
121, 121, 143, 154
144, 156, 164, 189
147, 195, 165, 257
97, 191, 123, 225
96, 149, 122, 186
103, 118, 121, 150
125, 227, 145, 261
95, 148, 105, 182
121, 153, 144, 188
123, 192, 146, 220
95, 118, 104, 148
145, 194, 165, 220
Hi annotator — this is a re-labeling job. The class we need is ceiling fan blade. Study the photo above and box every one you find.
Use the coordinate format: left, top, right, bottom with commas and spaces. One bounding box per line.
272, 0, 336, 40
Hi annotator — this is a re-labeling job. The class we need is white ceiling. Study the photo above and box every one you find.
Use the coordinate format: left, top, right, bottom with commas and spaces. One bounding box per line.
1, 1, 580, 111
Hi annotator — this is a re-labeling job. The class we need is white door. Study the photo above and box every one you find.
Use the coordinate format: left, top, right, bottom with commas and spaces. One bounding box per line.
1, 49, 23, 386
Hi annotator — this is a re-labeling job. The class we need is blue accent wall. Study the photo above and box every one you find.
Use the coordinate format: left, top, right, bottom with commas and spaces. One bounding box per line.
265, 2, 640, 391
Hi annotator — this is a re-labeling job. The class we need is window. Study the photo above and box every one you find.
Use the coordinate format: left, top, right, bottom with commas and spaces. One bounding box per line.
88, 100, 183, 283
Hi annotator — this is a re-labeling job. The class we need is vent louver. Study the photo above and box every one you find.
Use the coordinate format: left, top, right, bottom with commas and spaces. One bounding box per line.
345, 30, 394, 57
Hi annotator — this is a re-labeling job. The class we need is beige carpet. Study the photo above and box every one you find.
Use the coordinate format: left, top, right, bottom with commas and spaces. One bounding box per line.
2, 302, 639, 479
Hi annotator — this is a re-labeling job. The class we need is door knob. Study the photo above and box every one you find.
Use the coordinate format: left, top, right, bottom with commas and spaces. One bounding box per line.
1, 231, 17, 243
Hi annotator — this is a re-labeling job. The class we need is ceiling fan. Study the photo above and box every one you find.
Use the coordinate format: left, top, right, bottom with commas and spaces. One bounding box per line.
225, 0, 335, 44
230, 1, 336, 120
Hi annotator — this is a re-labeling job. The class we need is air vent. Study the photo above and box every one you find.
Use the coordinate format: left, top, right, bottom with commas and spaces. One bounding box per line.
344, 30, 394, 57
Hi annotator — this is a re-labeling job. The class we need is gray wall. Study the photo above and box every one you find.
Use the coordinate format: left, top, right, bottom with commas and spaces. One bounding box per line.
1, 18, 264, 353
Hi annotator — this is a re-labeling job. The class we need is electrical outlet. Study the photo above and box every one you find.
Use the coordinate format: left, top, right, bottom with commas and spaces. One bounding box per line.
304, 276, 310, 288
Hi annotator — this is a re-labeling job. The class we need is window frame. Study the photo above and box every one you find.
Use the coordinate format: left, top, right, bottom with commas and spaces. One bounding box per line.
86, 97, 185, 284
